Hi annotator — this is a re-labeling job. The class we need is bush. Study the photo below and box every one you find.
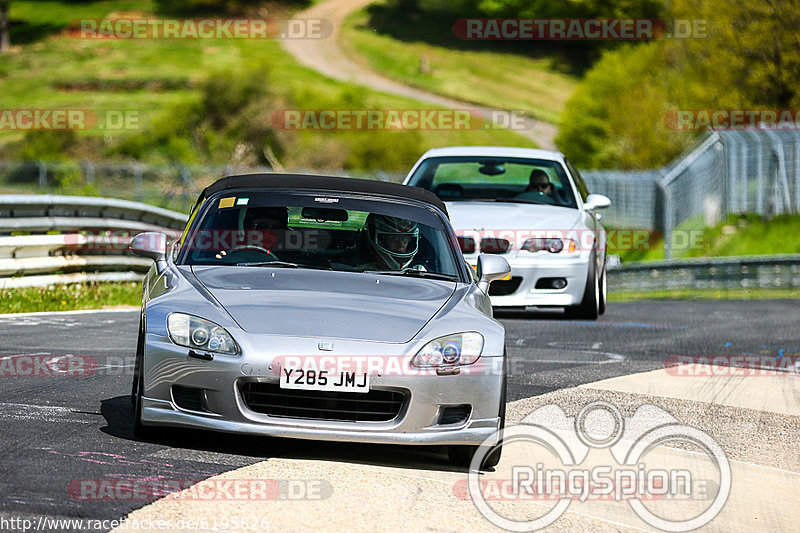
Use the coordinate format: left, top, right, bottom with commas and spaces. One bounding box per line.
556, 43, 693, 169
556, 0, 800, 169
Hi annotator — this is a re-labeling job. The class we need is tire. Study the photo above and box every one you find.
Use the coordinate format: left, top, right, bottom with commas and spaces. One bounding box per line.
448, 353, 507, 470
598, 261, 607, 316
132, 318, 154, 439
565, 252, 599, 320
130, 318, 144, 406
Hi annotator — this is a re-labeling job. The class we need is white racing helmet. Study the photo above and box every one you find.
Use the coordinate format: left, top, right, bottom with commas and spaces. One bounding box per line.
366, 214, 420, 270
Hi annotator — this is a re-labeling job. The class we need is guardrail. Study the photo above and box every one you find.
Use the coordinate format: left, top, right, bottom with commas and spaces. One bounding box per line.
607, 254, 800, 292
2, 194, 799, 293
0, 195, 186, 289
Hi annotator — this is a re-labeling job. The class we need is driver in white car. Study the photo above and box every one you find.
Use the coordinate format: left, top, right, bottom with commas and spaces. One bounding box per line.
513, 169, 557, 204
525, 169, 553, 195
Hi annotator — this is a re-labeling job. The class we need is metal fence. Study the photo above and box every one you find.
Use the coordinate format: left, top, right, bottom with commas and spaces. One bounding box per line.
607, 254, 800, 292
0, 195, 186, 289
582, 130, 800, 258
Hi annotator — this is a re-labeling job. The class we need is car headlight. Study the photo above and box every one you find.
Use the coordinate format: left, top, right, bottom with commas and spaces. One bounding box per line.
521, 238, 578, 254
412, 332, 484, 368
166, 313, 240, 355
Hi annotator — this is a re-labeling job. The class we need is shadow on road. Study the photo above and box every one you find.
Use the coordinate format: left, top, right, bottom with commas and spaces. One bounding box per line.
493, 308, 570, 320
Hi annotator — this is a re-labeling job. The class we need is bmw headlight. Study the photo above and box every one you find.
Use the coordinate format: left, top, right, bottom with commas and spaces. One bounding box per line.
166, 313, 240, 355
521, 238, 578, 254
412, 332, 484, 368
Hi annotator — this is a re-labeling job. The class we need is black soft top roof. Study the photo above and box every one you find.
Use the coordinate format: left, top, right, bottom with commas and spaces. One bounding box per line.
200, 173, 448, 217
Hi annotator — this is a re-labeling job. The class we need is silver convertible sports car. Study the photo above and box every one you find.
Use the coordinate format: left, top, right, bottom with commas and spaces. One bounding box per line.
129, 174, 510, 468
404, 147, 611, 319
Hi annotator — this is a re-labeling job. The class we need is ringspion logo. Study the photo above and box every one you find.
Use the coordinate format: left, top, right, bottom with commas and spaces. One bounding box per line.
466, 401, 730, 531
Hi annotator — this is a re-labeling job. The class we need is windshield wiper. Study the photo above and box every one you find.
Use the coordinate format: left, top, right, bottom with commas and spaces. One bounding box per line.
235, 261, 300, 268
364, 268, 458, 281
235, 261, 335, 271
505, 198, 554, 205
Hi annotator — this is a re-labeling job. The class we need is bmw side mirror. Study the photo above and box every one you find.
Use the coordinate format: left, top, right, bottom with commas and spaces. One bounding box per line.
476, 254, 511, 293
130, 232, 168, 269
584, 194, 611, 211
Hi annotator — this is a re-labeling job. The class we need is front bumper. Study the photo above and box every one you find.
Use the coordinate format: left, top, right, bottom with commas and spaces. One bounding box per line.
468, 251, 590, 307
140, 334, 504, 446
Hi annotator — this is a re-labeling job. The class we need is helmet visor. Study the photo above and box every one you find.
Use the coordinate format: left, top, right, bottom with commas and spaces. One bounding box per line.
376, 231, 419, 256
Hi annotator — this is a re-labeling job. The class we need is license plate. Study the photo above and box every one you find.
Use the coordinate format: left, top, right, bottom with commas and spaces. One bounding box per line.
280, 368, 370, 393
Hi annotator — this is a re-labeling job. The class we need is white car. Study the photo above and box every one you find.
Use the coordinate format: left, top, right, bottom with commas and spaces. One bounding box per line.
404, 147, 611, 319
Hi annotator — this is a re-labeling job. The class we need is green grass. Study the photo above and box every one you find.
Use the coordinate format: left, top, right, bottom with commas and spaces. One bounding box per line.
3, 280, 796, 314
0, 282, 141, 313
684, 214, 800, 258
8, 1, 155, 44
608, 287, 800, 302
0, 1, 535, 166
341, 9, 578, 125
612, 214, 800, 264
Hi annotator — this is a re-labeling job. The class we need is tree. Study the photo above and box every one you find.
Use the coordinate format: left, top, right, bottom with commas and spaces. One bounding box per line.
0, 1, 10, 53
556, 0, 800, 169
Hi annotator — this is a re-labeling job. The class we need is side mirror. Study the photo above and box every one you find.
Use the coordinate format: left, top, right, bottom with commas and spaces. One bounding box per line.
584, 194, 611, 211
476, 254, 511, 294
130, 232, 167, 264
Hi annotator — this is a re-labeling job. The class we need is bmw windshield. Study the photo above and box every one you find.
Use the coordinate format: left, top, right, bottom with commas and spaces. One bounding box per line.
177, 190, 464, 280
406, 156, 578, 208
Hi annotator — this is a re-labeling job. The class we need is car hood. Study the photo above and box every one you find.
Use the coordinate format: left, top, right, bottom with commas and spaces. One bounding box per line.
446, 201, 582, 232
190, 266, 456, 342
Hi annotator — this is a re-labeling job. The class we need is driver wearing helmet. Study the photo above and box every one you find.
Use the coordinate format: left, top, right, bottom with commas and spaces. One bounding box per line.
343, 214, 426, 271
367, 214, 421, 270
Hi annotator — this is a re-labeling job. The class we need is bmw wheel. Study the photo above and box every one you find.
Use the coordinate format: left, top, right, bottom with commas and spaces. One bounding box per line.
565, 252, 599, 320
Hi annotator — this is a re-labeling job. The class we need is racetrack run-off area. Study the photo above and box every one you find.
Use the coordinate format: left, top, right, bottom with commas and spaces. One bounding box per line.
0, 300, 797, 532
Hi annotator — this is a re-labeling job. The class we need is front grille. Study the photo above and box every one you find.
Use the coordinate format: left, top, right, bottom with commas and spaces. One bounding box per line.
480, 237, 511, 254
239, 382, 406, 422
489, 276, 523, 296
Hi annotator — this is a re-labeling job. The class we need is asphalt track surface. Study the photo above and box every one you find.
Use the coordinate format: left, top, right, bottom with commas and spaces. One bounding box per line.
0, 300, 797, 532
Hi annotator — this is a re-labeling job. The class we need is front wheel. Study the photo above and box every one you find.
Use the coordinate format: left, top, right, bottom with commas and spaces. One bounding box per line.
598, 262, 607, 315
132, 319, 154, 439
448, 355, 506, 470
565, 253, 599, 320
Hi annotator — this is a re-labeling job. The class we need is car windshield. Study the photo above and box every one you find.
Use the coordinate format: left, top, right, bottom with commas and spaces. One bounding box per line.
406, 156, 578, 208
178, 191, 462, 280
